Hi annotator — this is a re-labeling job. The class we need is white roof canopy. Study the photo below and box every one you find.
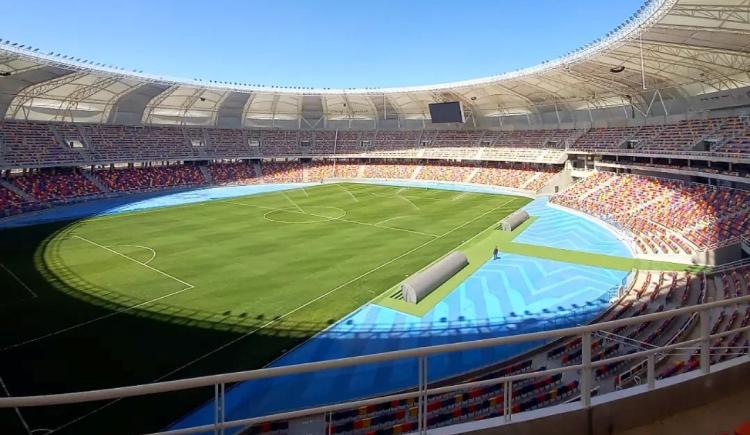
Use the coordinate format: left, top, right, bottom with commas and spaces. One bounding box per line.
1, 0, 748, 126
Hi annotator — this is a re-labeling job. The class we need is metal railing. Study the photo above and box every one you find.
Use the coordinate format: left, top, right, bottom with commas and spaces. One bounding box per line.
1, 294, 749, 435
568, 147, 750, 162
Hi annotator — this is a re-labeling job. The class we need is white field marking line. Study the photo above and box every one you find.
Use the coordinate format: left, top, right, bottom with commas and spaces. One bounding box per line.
0, 376, 32, 435
117, 245, 157, 265
300, 187, 310, 197
0, 238, 196, 353
228, 200, 438, 237
73, 236, 193, 289
371, 216, 439, 237
346, 218, 437, 238
362, 197, 523, 306
333, 183, 359, 202
374, 215, 409, 226
396, 193, 420, 211
280, 190, 304, 213
401, 194, 463, 202
0, 286, 196, 352
452, 191, 469, 201
47, 197, 525, 432
154, 197, 521, 380
262, 207, 347, 225
368, 191, 420, 210
0, 263, 38, 298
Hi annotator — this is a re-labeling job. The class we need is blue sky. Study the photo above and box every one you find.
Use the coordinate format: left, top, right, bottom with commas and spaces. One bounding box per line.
2, 0, 643, 88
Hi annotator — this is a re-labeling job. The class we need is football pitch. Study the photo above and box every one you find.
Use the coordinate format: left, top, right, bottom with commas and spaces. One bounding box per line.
0, 183, 529, 434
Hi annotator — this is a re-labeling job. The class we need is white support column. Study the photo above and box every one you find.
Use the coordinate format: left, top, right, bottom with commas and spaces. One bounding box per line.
418, 357, 428, 434
220, 383, 225, 435
213, 384, 219, 435
647, 354, 655, 390
213, 383, 226, 435
581, 332, 592, 408
503, 380, 512, 422
333, 130, 338, 177
639, 30, 647, 91
700, 310, 711, 374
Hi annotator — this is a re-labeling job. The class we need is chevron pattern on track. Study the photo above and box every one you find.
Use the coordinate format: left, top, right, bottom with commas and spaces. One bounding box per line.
515, 198, 631, 257
216, 253, 627, 418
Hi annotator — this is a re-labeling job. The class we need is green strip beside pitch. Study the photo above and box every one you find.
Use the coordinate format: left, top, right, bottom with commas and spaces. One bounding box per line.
375, 216, 703, 317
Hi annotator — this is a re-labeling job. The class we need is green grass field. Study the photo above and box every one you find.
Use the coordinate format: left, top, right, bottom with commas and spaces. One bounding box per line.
0, 183, 529, 434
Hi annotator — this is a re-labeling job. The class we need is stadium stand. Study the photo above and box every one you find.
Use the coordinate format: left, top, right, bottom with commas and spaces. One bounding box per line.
0, 120, 83, 166
572, 127, 640, 150
206, 129, 261, 158
306, 162, 332, 181
306, 161, 365, 181
236, 266, 748, 434
4, 118, 750, 171
416, 162, 475, 183
11, 169, 100, 202
4, 2, 750, 433
551, 172, 750, 254
472, 162, 557, 191
261, 161, 303, 183
362, 162, 419, 179
0, 182, 35, 217
208, 162, 260, 185
0, 159, 562, 218
96, 165, 206, 192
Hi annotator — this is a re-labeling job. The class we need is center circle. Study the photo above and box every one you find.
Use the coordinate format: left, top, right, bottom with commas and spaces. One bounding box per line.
263, 206, 347, 224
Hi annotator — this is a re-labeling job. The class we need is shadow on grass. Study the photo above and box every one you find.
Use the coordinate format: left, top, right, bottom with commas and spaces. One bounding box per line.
0, 186, 576, 435
0, 221, 309, 435
0, 217, 610, 435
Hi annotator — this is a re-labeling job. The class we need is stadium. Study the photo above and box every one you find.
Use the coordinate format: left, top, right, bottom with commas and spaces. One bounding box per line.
1, 0, 750, 433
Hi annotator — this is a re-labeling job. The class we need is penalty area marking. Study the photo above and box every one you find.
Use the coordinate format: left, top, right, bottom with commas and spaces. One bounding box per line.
116, 245, 157, 265
73, 236, 191, 288
0, 236, 195, 352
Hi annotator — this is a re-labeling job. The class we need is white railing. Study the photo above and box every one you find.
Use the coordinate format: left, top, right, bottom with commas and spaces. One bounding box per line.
568, 147, 750, 162
1, 295, 749, 435
707, 257, 750, 275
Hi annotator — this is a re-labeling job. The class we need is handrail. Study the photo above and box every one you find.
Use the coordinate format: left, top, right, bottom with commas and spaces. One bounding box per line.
568, 147, 750, 161
153, 311, 750, 434
1, 294, 748, 410
152, 326, 750, 435
704, 258, 750, 274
